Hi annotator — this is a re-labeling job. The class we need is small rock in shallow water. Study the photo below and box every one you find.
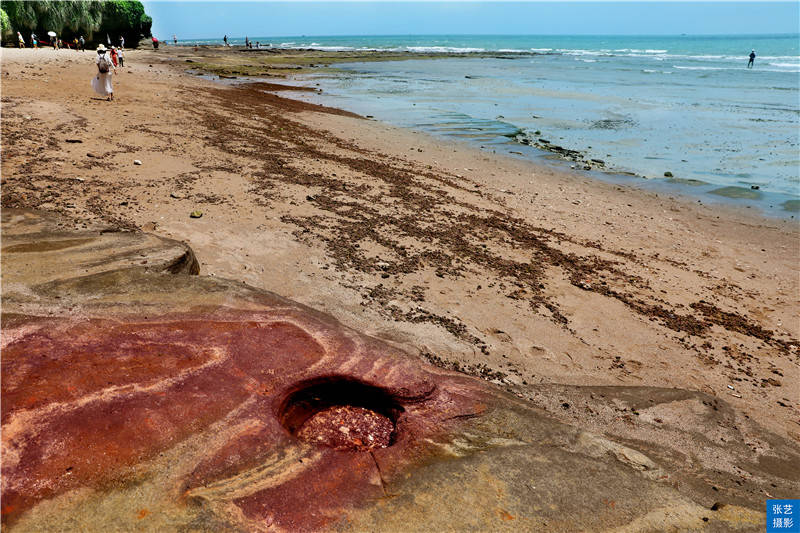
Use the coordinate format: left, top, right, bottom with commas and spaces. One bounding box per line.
750, 185, 760, 190
664, 171, 673, 177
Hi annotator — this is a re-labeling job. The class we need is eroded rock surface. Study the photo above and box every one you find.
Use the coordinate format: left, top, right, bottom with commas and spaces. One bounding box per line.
1, 210, 796, 532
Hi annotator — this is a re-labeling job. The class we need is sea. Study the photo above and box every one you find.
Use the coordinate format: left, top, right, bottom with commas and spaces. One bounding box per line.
187, 34, 800, 216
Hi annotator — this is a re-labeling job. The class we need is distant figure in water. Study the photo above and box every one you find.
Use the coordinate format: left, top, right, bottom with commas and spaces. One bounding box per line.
748, 50, 756, 68
223, 34, 228, 47
173, 34, 177, 45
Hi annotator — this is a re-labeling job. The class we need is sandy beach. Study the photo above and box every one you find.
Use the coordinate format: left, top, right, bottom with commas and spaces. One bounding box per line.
2, 43, 798, 448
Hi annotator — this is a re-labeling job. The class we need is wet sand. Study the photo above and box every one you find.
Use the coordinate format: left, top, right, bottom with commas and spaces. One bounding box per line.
2, 47, 798, 442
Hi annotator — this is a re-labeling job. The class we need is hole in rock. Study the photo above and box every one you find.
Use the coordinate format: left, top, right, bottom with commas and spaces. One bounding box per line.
279, 377, 404, 451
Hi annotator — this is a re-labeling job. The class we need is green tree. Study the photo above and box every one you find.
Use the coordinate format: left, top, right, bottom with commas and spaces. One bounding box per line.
98, 1, 151, 46
1, 8, 11, 40
1, 0, 151, 46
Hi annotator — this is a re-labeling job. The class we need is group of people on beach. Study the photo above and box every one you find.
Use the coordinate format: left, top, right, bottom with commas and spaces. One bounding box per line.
18, 31, 85, 50
243, 36, 268, 49
15, 32, 131, 53
16, 29, 126, 102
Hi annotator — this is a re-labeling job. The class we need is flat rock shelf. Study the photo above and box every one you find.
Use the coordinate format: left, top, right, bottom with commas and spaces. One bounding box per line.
1, 209, 797, 532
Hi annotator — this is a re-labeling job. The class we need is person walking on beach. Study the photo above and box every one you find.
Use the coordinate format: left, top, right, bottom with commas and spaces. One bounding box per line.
747, 50, 756, 68
223, 34, 228, 47
117, 47, 124, 67
119, 35, 125, 49
110, 46, 119, 67
173, 34, 177, 44
79, 35, 85, 51
91, 44, 116, 101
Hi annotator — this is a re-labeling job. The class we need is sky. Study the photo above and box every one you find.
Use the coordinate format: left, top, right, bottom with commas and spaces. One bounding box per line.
143, 1, 800, 39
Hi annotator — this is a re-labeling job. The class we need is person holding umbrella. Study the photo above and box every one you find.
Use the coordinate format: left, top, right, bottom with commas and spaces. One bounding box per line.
47, 31, 57, 49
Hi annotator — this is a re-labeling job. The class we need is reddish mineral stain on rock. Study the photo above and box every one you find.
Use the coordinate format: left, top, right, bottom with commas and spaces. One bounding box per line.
296, 405, 394, 451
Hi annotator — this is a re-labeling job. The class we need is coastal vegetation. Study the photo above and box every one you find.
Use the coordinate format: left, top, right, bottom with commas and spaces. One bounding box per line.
1, 0, 151, 46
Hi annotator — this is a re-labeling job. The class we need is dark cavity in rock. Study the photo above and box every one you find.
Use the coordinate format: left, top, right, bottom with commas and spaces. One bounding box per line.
279, 377, 404, 451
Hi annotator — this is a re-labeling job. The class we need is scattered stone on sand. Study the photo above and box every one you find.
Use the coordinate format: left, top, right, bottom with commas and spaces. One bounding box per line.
190, 210, 203, 218
133, 159, 143, 165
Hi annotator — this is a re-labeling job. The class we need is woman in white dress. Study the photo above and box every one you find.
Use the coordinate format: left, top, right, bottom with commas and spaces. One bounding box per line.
91, 44, 116, 101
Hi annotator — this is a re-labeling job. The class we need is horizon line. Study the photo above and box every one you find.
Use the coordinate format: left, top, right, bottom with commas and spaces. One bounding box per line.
171, 31, 800, 38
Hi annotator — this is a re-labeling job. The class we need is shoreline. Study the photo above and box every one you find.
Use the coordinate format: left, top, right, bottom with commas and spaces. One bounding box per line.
1, 47, 798, 443
278, 75, 800, 221
270, 54, 799, 219
263, 71, 799, 222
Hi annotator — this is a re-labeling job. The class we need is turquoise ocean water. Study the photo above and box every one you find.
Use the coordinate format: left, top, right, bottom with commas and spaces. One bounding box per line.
189, 34, 800, 215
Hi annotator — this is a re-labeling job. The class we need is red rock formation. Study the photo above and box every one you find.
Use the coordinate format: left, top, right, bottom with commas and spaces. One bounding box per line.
2, 210, 793, 532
